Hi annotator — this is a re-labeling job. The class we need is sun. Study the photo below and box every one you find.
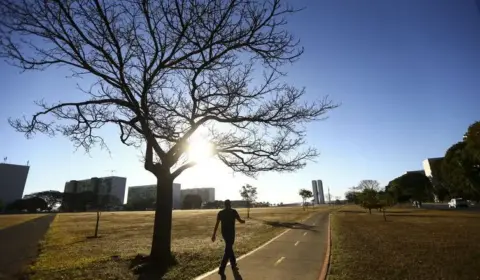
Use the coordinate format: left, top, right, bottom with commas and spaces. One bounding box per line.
187, 136, 215, 163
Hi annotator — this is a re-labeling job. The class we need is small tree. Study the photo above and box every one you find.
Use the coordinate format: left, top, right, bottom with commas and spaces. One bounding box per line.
240, 184, 257, 218
377, 191, 395, 221
358, 189, 380, 214
298, 189, 313, 210
91, 194, 120, 238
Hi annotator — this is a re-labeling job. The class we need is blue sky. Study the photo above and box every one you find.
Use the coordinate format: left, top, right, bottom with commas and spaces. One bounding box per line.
1, 0, 479, 204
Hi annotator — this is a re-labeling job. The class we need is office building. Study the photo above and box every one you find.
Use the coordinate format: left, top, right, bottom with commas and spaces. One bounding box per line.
311, 180, 319, 204
0, 163, 30, 208
127, 183, 182, 209
181, 187, 215, 204
423, 157, 444, 202
311, 179, 325, 205
64, 176, 127, 205
317, 180, 325, 204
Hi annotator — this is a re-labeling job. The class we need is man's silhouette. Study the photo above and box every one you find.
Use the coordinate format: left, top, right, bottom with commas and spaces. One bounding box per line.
211, 199, 245, 276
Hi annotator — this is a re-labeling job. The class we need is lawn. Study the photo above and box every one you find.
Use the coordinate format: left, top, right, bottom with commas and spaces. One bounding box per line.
0, 213, 45, 229
28, 206, 329, 280
328, 205, 480, 280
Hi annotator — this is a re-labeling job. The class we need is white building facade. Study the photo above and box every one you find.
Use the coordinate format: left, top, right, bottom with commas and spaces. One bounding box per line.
423, 157, 444, 202
127, 183, 182, 209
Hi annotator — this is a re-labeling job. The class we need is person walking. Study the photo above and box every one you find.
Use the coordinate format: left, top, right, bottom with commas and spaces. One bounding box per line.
211, 199, 245, 276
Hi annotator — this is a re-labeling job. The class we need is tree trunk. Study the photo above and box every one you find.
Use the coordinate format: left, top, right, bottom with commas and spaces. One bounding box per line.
94, 211, 100, 237
383, 209, 387, 221
150, 175, 174, 265
368, 208, 372, 214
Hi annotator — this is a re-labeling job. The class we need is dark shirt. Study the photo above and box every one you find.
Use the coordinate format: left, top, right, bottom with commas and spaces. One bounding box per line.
217, 208, 240, 238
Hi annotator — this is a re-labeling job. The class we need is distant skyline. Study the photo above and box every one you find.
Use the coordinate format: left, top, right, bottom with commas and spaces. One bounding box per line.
1, 0, 479, 203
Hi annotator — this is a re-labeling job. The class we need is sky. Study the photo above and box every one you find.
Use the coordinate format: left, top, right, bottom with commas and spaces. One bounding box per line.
1, 0, 479, 204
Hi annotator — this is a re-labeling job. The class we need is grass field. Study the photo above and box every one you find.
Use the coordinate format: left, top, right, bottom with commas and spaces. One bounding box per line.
0, 213, 45, 229
28, 206, 328, 280
328, 205, 480, 280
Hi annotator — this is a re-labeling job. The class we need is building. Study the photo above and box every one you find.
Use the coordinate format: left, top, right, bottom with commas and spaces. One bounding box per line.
181, 188, 215, 204
311, 179, 325, 204
423, 157, 444, 202
127, 183, 182, 209
317, 180, 325, 204
64, 176, 127, 205
0, 163, 30, 208
311, 180, 319, 204
404, 170, 425, 175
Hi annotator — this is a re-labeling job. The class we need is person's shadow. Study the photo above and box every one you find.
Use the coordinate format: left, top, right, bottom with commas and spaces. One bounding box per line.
219, 269, 243, 280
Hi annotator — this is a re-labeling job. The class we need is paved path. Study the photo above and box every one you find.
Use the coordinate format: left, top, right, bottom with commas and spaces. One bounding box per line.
198, 212, 329, 280
0, 214, 55, 280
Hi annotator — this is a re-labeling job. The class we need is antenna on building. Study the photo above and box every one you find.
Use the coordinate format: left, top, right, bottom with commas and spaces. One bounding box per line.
106, 169, 116, 176
3, 157, 7, 163
27, 160, 29, 166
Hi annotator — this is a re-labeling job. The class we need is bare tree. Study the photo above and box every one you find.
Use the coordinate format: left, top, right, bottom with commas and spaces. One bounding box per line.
0, 0, 337, 266
355, 180, 381, 191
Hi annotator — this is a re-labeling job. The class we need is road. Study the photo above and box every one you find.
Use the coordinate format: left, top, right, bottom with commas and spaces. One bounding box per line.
422, 203, 480, 212
197, 212, 329, 280
0, 214, 55, 280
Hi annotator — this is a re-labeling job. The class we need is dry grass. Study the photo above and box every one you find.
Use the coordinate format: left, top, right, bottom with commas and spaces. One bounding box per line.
329, 205, 480, 280
0, 213, 45, 229
29, 206, 329, 280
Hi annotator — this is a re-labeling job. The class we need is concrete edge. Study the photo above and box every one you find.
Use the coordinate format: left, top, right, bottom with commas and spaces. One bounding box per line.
318, 213, 332, 280
194, 212, 316, 280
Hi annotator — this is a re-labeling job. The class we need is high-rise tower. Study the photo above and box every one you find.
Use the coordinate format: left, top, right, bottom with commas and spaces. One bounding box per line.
311, 180, 319, 204
317, 180, 325, 204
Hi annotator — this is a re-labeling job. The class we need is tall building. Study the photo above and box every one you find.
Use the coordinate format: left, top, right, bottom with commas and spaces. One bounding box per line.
64, 176, 127, 205
317, 180, 325, 204
423, 157, 444, 202
181, 188, 215, 204
0, 163, 30, 208
311, 179, 325, 204
311, 180, 319, 204
127, 183, 182, 209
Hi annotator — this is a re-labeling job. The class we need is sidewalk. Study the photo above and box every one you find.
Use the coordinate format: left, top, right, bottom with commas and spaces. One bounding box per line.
0, 214, 55, 280
197, 212, 329, 280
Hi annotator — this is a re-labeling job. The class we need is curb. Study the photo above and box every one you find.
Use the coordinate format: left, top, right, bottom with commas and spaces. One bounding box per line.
318, 213, 332, 280
194, 212, 317, 280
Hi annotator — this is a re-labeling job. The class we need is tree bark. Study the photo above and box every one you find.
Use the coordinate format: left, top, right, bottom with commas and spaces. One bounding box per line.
94, 211, 100, 237
150, 174, 174, 265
